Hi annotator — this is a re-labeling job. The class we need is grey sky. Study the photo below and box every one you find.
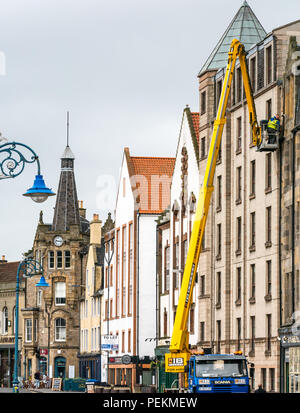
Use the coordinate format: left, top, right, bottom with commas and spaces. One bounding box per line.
0, 0, 298, 262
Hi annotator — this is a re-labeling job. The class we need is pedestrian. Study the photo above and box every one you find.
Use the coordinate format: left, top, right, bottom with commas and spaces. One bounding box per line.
34, 371, 41, 389
267, 114, 280, 144
254, 384, 266, 393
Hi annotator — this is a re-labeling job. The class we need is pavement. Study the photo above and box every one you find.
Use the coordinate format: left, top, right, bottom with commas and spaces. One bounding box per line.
0, 387, 84, 393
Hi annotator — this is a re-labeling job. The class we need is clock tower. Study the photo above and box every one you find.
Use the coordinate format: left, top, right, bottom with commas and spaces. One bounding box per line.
21, 145, 90, 380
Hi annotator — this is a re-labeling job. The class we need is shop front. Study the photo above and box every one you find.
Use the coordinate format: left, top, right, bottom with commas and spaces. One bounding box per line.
279, 324, 300, 393
0, 343, 15, 387
78, 353, 102, 381
107, 355, 154, 391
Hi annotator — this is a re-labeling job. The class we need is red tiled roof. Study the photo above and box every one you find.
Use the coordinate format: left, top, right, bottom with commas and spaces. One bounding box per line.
0, 261, 20, 283
124, 149, 175, 214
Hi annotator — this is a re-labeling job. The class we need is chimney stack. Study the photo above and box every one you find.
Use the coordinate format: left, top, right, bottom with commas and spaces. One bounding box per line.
0, 255, 7, 263
90, 214, 102, 245
78, 200, 86, 218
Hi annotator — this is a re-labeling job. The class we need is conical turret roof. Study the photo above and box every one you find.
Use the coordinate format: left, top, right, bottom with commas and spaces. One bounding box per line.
199, 1, 266, 75
52, 145, 80, 232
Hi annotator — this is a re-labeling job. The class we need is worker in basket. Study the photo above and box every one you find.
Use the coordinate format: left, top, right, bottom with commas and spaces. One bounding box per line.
267, 114, 280, 144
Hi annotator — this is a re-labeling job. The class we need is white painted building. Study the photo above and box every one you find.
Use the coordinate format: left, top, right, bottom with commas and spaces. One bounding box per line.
156, 107, 203, 384
102, 147, 175, 389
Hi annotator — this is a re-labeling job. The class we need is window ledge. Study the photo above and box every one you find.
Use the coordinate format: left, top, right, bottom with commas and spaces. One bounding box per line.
216, 254, 221, 261
265, 241, 272, 248
199, 294, 210, 300
235, 249, 242, 257
235, 299, 241, 307
265, 187, 272, 195
249, 297, 256, 304
249, 193, 256, 200
264, 294, 272, 302
249, 245, 256, 253
216, 206, 222, 213
235, 198, 242, 206
215, 303, 221, 310
236, 148, 242, 155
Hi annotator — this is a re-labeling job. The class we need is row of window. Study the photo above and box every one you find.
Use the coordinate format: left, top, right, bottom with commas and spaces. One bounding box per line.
200, 43, 274, 118
215, 207, 272, 259
103, 224, 134, 319
205, 314, 273, 354
48, 250, 71, 269
216, 155, 272, 211
162, 306, 195, 338
24, 317, 66, 342
199, 104, 275, 163
80, 297, 101, 319
80, 327, 101, 352
212, 261, 273, 309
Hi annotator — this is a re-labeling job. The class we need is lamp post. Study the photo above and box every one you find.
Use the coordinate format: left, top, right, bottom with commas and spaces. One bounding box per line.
0, 140, 55, 202
12, 258, 49, 393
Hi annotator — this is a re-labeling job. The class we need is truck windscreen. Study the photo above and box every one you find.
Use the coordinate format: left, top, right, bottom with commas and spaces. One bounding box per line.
195, 359, 247, 378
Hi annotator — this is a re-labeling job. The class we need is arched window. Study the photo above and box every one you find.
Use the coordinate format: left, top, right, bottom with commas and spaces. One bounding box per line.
55, 318, 66, 342
2, 307, 8, 334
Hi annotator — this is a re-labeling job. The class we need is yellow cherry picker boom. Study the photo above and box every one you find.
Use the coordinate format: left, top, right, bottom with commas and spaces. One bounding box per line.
165, 39, 279, 391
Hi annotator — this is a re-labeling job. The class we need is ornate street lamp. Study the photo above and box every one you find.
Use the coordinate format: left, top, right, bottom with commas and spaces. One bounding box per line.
12, 258, 49, 393
0, 140, 55, 202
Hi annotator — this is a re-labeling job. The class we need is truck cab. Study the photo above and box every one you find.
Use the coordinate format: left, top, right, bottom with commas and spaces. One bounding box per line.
188, 353, 250, 393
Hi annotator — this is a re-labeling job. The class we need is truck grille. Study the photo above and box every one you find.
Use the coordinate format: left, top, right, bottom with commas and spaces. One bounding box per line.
213, 385, 232, 393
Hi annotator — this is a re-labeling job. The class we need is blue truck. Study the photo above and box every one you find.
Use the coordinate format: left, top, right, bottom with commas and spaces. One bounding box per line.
188, 353, 250, 393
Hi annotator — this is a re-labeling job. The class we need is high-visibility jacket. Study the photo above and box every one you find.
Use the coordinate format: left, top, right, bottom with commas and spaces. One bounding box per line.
267, 117, 280, 130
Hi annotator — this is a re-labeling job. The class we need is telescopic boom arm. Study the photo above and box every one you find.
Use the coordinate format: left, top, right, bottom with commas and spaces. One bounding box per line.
165, 39, 261, 373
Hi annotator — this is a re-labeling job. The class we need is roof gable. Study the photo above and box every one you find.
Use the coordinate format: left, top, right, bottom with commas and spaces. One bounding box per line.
124, 148, 175, 214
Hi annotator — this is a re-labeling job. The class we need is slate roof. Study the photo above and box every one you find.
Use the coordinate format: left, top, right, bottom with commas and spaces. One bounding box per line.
0, 261, 21, 283
199, 1, 266, 75
52, 145, 81, 232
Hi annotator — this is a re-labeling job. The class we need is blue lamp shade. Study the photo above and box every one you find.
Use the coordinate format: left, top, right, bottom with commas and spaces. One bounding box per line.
35, 275, 49, 288
23, 174, 56, 203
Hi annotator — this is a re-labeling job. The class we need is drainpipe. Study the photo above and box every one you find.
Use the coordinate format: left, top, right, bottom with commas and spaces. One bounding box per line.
136, 212, 140, 364
155, 224, 160, 347
155, 223, 160, 390
291, 123, 300, 315
279, 113, 284, 392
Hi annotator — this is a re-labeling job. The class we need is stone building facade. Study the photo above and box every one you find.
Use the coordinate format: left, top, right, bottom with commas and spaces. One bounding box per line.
196, 11, 300, 392
78, 213, 105, 382
156, 1, 300, 393
0, 258, 22, 386
20, 145, 89, 380
279, 34, 300, 393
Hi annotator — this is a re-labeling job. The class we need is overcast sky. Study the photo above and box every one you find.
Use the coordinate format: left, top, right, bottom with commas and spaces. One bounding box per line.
0, 0, 298, 262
